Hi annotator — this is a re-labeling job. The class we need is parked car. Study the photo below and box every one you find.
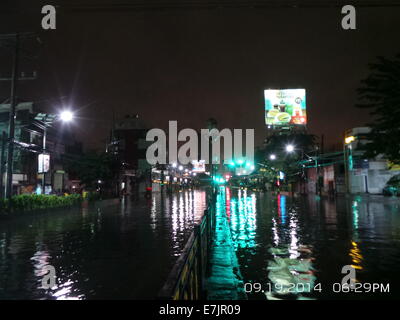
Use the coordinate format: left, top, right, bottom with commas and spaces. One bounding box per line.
383, 174, 400, 196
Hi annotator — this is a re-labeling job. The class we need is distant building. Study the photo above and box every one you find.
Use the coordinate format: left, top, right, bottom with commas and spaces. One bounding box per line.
108, 114, 151, 194
293, 127, 400, 196
300, 152, 346, 196
0, 102, 34, 194
344, 127, 399, 194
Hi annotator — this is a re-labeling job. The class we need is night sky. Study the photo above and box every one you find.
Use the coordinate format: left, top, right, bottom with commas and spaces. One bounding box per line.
1, 1, 400, 150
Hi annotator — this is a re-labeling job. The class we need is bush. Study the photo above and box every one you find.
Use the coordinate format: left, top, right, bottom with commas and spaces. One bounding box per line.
0, 194, 82, 214
0, 198, 9, 212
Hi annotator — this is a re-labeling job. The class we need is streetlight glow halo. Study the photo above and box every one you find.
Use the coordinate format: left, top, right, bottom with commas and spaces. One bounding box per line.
286, 144, 295, 153
59, 110, 74, 122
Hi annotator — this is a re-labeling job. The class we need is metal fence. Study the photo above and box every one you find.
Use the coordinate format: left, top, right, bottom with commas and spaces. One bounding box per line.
158, 195, 215, 300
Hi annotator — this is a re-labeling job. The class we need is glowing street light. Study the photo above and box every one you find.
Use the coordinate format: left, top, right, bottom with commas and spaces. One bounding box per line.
345, 136, 355, 144
34, 110, 75, 195
172, 162, 177, 168
269, 154, 276, 160
59, 110, 74, 122
286, 144, 295, 153
178, 165, 183, 171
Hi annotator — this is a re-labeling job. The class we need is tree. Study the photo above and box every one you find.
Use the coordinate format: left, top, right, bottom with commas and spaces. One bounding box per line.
356, 54, 400, 164
258, 132, 317, 185
65, 151, 120, 190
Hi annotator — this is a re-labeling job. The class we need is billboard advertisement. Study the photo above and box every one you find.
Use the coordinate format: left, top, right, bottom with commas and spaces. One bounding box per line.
191, 160, 206, 172
264, 89, 307, 126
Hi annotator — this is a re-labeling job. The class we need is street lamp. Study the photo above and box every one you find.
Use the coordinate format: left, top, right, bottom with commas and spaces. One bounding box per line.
269, 154, 276, 160
59, 110, 74, 122
37, 110, 75, 194
285, 144, 295, 153
178, 165, 183, 171
345, 136, 355, 144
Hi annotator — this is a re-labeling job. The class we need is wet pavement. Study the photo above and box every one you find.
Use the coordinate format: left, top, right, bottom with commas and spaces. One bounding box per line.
206, 191, 246, 300
0, 190, 207, 300
1, 187, 399, 300
219, 187, 400, 300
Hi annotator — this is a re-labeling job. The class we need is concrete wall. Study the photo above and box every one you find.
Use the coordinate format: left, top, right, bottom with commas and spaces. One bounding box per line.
367, 169, 398, 194
345, 127, 400, 194
348, 160, 399, 194
306, 167, 317, 193
322, 166, 335, 194
349, 173, 366, 193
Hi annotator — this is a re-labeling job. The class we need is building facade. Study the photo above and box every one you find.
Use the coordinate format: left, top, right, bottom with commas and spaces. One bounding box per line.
344, 127, 399, 194
0, 102, 81, 196
108, 114, 151, 195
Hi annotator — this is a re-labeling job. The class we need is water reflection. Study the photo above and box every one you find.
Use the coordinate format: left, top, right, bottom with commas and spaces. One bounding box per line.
263, 194, 317, 300
225, 189, 400, 300
229, 188, 257, 250
0, 189, 207, 299
350, 199, 364, 274
266, 244, 316, 300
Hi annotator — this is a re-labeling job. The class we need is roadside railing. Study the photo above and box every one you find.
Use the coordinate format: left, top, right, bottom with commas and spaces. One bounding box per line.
158, 193, 216, 300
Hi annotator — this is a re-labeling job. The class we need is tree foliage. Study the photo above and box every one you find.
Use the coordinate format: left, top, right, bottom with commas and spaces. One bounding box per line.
356, 54, 400, 164
65, 151, 120, 189
257, 132, 317, 184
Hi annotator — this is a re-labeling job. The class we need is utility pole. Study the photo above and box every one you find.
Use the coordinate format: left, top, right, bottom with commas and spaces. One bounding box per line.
5, 33, 19, 199
0, 131, 7, 198
0, 32, 37, 198
316, 145, 321, 195
42, 125, 47, 194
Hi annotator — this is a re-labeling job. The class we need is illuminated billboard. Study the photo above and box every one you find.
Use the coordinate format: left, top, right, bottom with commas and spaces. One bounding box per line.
38, 154, 50, 173
264, 89, 307, 126
191, 160, 206, 172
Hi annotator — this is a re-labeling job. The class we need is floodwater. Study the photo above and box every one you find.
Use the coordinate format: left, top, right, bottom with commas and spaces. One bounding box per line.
219, 187, 400, 300
0, 189, 207, 300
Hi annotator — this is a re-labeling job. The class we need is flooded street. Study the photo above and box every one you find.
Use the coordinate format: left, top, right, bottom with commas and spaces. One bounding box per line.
221, 187, 400, 300
1, 186, 400, 300
0, 190, 207, 300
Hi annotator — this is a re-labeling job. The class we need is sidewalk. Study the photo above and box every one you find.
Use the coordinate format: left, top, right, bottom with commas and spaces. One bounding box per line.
206, 196, 247, 300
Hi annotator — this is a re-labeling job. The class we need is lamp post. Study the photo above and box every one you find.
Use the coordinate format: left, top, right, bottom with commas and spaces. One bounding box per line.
0, 131, 7, 198
38, 110, 74, 194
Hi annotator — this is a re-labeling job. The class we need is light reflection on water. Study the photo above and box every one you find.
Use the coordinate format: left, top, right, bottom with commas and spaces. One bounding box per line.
229, 189, 257, 250
222, 188, 400, 300
0, 189, 207, 300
